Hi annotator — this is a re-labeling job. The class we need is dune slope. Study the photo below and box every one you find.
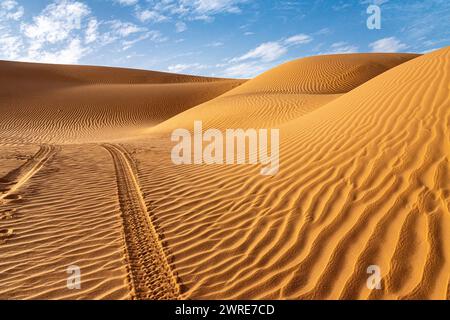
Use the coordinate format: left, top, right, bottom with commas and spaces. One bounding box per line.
130, 48, 449, 299
0, 61, 244, 144
152, 53, 419, 131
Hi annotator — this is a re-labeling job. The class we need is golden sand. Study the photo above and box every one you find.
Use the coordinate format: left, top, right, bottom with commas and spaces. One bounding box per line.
0, 48, 448, 299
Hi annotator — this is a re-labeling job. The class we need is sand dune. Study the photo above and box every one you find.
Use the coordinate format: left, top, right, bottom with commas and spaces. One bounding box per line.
0, 60, 244, 144
152, 53, 418, 131
0, 48, 448, 300
130, 48, 449, 299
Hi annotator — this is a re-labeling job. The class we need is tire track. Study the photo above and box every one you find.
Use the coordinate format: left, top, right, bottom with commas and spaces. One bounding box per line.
102, 143, 180, 300
0, 145, 56, 202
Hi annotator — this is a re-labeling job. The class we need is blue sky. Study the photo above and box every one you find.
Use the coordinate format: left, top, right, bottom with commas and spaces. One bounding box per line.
0, 0, 449, 78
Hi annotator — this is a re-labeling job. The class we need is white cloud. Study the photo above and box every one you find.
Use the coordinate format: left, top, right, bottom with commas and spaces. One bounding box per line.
89, 20, 149, 46
332, 3, 351, 11
168, 62, 207, 73
138, 0, 247, 27
85, 19, 98, 44
175, 21, 187, 32
1, 0, 16, 10
223, 62, 265, 78
122, 31, 167, 50
231, 42, 287, 63
320, 42, 359, 54
15, 0, 92, 63
6, 6, 22, 20
0, 0, 165, 64
420, 47, 438, 54
369, 37, 409, 52
206, 41, 224, 47
230, 32, 312, 64
284, 34, 312, 45
21, 0, 90, 46
314, 28, 331, 35
185, 0, 247, 14
360, 0, 389, 5
190, 14, 213, 22
136, 10, 168, 23
0, 0, 24, 20
0, 34, 22, 59
108, 20, 146, 38
114, 0, 138, 6
220, 33, 313, 78
26, 38, 87, 64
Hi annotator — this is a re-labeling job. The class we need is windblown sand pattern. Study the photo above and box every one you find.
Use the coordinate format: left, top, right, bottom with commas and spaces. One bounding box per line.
0, 60, 244, 144
0, 48, 448, 299
152, 53, 418, 132
135, 49, 449, 299
0, 145, 129, 299
0, 145, 55, 202
0, 145, 40, 177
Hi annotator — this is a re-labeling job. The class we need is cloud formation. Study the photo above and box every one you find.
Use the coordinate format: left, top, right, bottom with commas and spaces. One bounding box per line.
320, 42, 359, 55
168, 62, 207, 73
223, 33, 313, 77
0, 0, 24, 20
369, 37, 408, 53
0, 0, 161, 64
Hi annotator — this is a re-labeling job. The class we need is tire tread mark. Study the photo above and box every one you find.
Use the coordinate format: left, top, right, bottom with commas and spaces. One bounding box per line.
103, 143, 180, 300
0, 145, 56, 202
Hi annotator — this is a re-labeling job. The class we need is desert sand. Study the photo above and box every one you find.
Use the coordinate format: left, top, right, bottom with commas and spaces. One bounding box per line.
0, 47, 448, 299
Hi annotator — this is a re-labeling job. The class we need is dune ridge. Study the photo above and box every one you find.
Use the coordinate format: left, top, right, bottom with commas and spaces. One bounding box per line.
0, 60, 234, 86
151, 53, 418, 132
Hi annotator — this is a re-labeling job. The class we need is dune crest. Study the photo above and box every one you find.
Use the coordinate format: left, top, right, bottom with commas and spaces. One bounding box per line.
152, 53, 419, 132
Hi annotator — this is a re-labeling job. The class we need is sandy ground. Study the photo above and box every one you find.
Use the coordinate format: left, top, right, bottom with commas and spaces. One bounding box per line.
0, 48, 448, 299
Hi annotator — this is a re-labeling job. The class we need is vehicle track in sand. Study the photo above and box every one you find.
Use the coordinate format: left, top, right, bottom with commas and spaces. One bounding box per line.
0, 145, 56, 203
102, 143, 180, 300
